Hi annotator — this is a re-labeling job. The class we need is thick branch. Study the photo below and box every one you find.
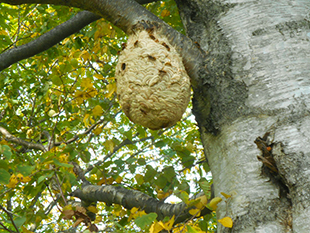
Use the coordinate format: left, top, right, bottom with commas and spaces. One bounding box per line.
0, 0, 158, 71
0, 126, 47, 152
72, 184, 211, 224
1, 0, 206, 86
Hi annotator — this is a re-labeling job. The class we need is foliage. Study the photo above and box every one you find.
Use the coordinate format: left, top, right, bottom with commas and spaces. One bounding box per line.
0, 1, 215, 232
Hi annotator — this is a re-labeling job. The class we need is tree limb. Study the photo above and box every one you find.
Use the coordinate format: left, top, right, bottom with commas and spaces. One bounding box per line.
0, 126, 47, 152
0, 0, 158, 71
72, 184, 211, 225
0, 11, 100, 71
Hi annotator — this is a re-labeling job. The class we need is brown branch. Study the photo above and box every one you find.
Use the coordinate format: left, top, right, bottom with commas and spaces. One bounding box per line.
0, 221, 14, 233
71, 184, 211, 225
0, 204, 20, 233
0, 126, 47, 152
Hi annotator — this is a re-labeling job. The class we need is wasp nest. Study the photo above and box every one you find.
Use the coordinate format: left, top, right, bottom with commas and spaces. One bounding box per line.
115, 30, 191, 130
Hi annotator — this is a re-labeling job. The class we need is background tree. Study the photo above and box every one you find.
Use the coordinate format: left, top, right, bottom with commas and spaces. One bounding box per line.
1, 0, 310, 233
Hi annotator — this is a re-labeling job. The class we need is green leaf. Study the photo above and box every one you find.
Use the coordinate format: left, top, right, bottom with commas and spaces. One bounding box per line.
198, 219, 208, 231
155, 175, 167, 189
144, 165, 157, 182
80, 151, 91, 163
0, 145, 12, 159
163, 166, 175, 182
68, 172, 79, 186
53, 159, 73, 168
50, 74, 63, 85
175, 190, 189, 204
17, 165, 35, 176
13, 216, 27, 228
135, 174, 144, 185
137, 158, 146, 165
155, 140, 166, 148
135, 212, 157, 229
0, 168, 10, 184
38, 173, 53, 184
0, 160, 8, 169
199, 178, 211, 197
187, 225, 199, 233
178, 181, 190, 193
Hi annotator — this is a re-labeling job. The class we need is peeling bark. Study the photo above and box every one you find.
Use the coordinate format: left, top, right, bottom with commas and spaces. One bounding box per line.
176, 0, 310, 232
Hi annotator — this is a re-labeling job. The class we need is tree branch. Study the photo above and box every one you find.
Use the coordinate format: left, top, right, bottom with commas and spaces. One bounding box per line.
1, 0, 206, 87
0, 0, 159, 71
72, 184, 211, 225
0, 126, 47, 152
0, 204, 20, 233
0, 11, 99, 71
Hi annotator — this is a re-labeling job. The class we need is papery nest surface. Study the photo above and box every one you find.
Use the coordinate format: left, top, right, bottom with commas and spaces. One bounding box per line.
115, 30, 191, 130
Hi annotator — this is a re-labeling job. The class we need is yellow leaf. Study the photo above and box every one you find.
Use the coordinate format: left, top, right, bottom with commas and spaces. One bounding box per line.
85, 87, 98, 98
185, 142, 194, 152
80, 50, 90, 61
105, 82, 116, 99
93, 127, 103, 135
7, 174, 18, 188
92, 105, 103, 116
218, 216, 233, 228
195, 195, 208, 209
94, 30, 102, 40
163, 215, 174, 230
94, 74, 104, 80
21, 226, 34, 233
62, 38, 70, 44
16, 173, 24, 180
106, 177, 114, 185
156, 190, 171, 200
115, 176, 122, 184
87, 206, 98, 213
83, 114, 91, 127
63, 204, 73, 210
221, 192, 231, 199
189, 208, 200, 217
131, 207, 139, 214
101, 45, 108, 54
94, 215, 102, 224
81, 78, 93, 89
104, 140, 115, 152
21, 176, 31, 183
161, 9, 170, 17
209, 197, 222, 210
149, 222, 164, 233
26, 128, 33, 138
0, 29, 8, 36
128, 207, 146, 222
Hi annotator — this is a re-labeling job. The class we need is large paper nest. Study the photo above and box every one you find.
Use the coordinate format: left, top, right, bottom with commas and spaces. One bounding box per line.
115, 30, 191, 130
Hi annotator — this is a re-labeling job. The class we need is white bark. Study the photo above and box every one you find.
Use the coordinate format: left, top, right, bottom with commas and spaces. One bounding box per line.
177, 0, 310, 232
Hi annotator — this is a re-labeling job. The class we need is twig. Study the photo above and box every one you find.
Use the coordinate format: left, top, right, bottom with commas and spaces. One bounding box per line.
53, 172, 68, 206
0, 221, 13, 233
0, 204, 20, 233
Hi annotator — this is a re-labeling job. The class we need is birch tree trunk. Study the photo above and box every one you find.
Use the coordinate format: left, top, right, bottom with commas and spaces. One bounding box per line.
176, 0, 310, 232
